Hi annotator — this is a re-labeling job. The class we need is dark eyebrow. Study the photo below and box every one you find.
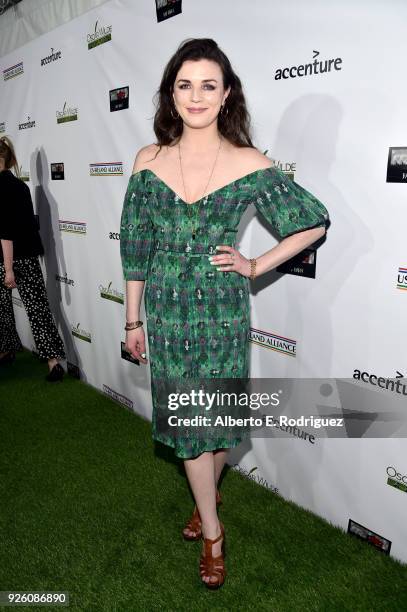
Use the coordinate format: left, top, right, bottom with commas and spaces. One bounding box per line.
176, 79, 218, 83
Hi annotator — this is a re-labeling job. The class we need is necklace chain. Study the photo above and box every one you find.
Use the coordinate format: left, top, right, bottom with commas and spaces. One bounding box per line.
178, 136, 222, 240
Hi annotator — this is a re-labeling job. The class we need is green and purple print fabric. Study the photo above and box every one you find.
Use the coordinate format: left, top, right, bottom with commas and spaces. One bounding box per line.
120, 166, 329, 458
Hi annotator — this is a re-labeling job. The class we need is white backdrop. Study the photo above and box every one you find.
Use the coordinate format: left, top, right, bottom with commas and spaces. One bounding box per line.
1, 0, 406, 563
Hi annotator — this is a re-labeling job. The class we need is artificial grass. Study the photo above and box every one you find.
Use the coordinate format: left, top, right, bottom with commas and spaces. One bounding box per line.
0, 350, 406, 611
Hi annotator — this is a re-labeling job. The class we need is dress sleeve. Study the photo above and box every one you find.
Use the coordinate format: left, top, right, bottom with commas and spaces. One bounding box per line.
120, 171, 154, 280
0, 180, 18, 240
254, 166, 330, 238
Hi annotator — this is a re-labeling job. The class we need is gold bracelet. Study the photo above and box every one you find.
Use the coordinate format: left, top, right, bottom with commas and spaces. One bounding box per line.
249, 258, 257, 280
125, 320, 143, 331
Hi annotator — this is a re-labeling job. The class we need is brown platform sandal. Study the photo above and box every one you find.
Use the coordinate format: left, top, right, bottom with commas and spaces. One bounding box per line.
182, 489, 222, 541
199, 521, 226, 589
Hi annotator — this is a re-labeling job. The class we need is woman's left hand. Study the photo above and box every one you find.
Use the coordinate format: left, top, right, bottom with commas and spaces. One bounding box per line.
209, 245, 251, 278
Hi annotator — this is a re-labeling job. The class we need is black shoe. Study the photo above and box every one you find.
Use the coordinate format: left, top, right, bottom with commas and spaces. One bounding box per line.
46, 363, 65, 382
0, 351, 15, 366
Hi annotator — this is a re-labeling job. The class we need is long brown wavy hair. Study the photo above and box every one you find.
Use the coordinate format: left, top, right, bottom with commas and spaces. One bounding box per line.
151, 38, 256, 159
0, 136, 20, 176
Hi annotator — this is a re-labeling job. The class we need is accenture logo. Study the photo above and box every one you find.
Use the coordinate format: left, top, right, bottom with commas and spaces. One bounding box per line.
41, 48, 62, 66
275, 50, 342, 80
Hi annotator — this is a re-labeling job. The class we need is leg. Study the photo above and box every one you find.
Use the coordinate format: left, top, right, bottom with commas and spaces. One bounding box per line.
183, 447, 227, 539
213, 448, 228, 488
13, 257, 65, 365
184, 452, 223, 584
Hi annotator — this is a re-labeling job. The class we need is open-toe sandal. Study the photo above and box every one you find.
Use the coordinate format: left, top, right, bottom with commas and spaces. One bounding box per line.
199, 521, 226, 589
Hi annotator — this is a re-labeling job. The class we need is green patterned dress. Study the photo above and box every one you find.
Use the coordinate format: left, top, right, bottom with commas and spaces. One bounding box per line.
120, 165, 329, 459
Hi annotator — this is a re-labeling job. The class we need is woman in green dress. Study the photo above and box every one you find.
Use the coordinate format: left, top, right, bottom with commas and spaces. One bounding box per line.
120, 38, 329, 589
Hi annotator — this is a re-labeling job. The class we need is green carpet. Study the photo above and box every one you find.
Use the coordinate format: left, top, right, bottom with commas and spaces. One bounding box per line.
0, 350, 406, 611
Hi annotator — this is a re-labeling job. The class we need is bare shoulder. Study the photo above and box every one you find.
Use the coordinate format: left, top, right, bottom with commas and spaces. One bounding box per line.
231, 145, 274, 173
131, 143, 164, 174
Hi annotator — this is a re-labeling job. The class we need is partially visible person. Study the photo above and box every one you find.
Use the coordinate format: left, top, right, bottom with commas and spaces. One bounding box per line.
0, 136, 65, 381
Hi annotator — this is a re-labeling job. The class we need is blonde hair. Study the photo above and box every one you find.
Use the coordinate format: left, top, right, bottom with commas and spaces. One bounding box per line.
0, 136, 20, 177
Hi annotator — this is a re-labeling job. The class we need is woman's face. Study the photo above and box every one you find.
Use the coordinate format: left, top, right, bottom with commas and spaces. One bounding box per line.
172, 59, 230, 130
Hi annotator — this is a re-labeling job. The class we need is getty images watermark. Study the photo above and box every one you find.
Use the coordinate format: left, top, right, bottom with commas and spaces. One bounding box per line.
166, 388, 344, 431
153, 377, 407, 441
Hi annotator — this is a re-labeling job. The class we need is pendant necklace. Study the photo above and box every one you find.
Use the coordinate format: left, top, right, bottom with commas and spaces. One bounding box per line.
178, 136, 222, 240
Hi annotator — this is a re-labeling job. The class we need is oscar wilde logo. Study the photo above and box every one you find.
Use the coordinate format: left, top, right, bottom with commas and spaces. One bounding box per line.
275, 50, 342, 80
386, 465, 407, 493
40, 47, 62, 66
71, 323, 91, 343
397, 267, 407, 290
18, 116, 35, 130
3, 61, 23, 81
232, 464, 279, 494
59, 220, 87, 234
18, 165, 29, 182
249, 328, 297, 357
87, 19, 112, 49
99, 281, 124, 304
90, 162, 123, 176
56, 101, 78, 124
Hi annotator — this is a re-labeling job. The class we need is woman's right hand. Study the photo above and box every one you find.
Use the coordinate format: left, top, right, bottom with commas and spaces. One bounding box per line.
125, 327, 148, 364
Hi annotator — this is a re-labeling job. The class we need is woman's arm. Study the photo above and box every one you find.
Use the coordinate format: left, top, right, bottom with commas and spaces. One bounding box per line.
254, 225, 326, 276
1, 239, 17, 288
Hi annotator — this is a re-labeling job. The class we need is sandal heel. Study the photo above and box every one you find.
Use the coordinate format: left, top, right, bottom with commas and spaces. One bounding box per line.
199, 521, 226, 589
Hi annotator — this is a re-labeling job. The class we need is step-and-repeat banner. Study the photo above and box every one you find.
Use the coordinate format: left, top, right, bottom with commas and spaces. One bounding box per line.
1, 0, 406, 563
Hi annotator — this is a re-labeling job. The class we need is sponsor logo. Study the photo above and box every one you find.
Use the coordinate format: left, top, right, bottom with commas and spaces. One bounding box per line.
102, 384, 133, 409
275, 50, 342, 81
109, 232, 120, 240
110, 86, 129, 112
386, 147, 407, 183
249, 327, 296, 357
232, 464, 279, 494
155, 0, 182, 23
18, 165, 29, 182
99, 281, 124, 304
40, 47, 62, 66
59, 220, 87, 234
18, 116, 35, 130
121, 341, 140, 365
348, 519, 391, 554
3, 61, 23, 81
397, 267, 407, 290
386, 465, 407, 493
71, 323, 91, 343
87, 19, 112, 49
277, 247, 317, 278
353, 369, 406, 396
56, 101, 78, 124
51, 162, 65, 180
0, 122, 5, 133
56, 273, 74, 286
90, 162, 123, 176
